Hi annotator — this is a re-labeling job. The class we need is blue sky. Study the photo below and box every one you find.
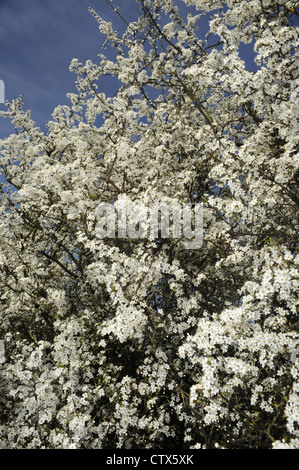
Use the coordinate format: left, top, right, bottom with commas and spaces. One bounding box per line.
0, 0, 257, 140
0, 0, 139, 138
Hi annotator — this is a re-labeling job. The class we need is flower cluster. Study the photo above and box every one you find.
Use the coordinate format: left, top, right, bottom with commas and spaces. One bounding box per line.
0, 0, 298, 449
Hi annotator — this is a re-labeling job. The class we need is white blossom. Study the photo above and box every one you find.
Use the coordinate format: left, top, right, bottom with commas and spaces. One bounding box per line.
0, 0, 298, 450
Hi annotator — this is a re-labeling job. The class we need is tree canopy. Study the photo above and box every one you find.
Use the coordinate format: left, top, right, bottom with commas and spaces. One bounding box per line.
0, 0, 298, 449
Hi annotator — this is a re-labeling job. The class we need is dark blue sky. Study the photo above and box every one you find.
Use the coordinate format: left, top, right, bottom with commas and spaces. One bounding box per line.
0, 0, 139, 138
0, 0, 257, 140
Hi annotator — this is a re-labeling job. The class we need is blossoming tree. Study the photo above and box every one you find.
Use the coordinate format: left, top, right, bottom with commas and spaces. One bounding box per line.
0, 0, 298, 449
